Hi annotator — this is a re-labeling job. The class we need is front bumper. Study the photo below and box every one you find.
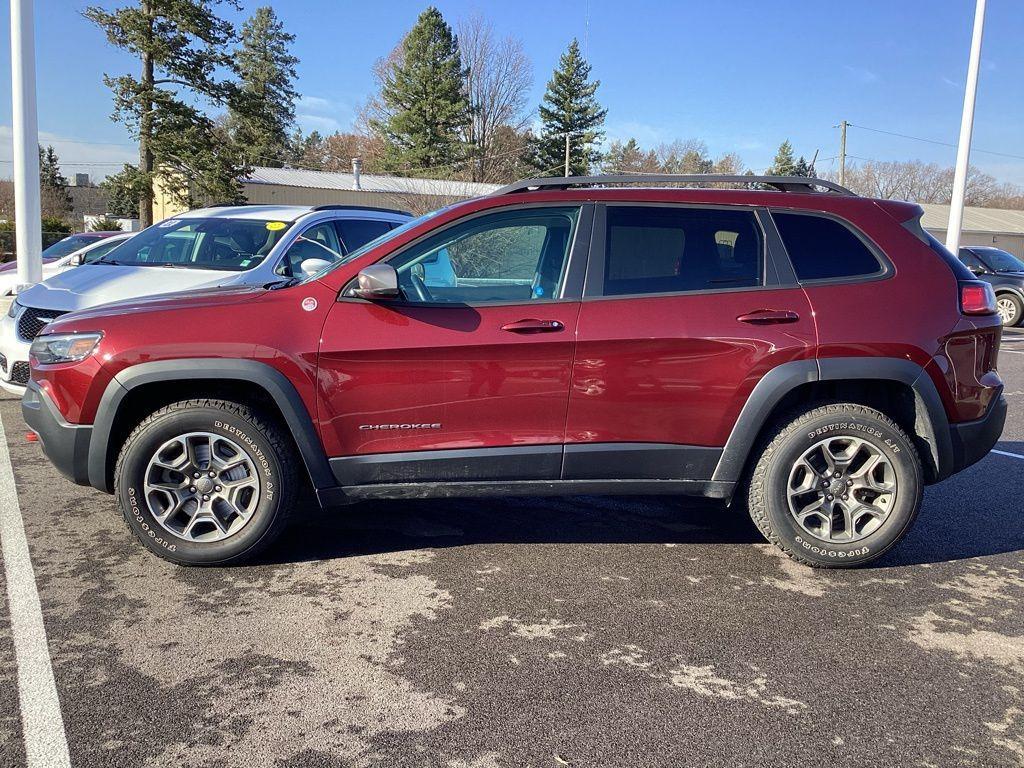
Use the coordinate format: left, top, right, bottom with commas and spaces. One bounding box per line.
21, 380, 93, 486
0, 311, 30, 395
948, 392, 1008, 475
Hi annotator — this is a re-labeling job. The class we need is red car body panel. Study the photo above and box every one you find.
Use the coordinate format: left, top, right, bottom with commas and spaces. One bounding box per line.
30, 187, 1004, 484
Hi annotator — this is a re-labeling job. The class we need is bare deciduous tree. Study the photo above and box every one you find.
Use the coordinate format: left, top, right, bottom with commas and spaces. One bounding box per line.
830, 160, 1022, 209
457, 13, 532, 183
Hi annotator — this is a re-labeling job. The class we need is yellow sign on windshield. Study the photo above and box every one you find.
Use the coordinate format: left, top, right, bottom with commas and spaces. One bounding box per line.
266, 221, 287, 231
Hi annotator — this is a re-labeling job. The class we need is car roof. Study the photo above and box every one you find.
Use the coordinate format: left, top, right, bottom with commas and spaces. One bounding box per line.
178, 204, 410, 222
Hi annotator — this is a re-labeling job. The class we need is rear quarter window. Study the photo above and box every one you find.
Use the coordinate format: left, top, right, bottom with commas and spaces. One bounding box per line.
772, 211, 883, 282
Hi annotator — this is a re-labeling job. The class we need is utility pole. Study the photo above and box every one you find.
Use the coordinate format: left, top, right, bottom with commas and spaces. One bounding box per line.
946, 0, 986, 254
564, 132, 571, 177
838, 120, 848, 186
9, 0, 43, 290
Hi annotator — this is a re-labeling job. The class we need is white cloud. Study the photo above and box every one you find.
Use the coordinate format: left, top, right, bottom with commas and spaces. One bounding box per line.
295, 94, 355, 135
843, 65, 879, 84
0, 125, 136, 181
296, 113, 343, 133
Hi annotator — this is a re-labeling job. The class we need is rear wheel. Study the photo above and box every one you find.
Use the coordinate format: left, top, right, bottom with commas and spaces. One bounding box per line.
746, 403, 923, 568
996, 293, 1022, 327
114, 398, 299, 566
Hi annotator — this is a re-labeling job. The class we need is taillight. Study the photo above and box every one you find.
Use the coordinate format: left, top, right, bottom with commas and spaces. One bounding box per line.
960, 281, 997, 315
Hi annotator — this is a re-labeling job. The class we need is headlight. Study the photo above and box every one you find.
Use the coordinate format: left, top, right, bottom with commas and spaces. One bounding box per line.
30, 332, 103, 364
6, 299, 20, 318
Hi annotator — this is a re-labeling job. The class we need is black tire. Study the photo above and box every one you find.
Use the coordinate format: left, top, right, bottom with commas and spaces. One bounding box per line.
114, 398, 299, 566
746, 403, 923, 568
997, 293, 1023, 328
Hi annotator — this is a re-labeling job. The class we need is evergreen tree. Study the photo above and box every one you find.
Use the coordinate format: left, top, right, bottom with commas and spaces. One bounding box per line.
601, 138, 658, 174
793, 155, 815, 177
533, 39, 606, 176
38, 145, 73, 217
372, 7, 469, 176
101, 163, 146, 218
229, 6, 299, 167
766, 140, 798, 176
84, 1, 242, 226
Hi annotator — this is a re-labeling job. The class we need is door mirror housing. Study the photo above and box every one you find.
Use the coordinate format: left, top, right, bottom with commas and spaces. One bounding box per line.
299, 257, 332, 277
68, 253, 83, 267
353, 263, 400, 299
969, 264, 988, 276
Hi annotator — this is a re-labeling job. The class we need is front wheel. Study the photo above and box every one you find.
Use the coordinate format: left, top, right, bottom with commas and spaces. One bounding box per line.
746, 403, 923, 568
114, 398, 299, 566
996, 293, 1023, 327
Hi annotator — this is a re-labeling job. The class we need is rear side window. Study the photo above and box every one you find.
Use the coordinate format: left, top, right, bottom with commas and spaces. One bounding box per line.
772, 212, 882, 282
334, 219, 394, 254
603, 206, 762, 296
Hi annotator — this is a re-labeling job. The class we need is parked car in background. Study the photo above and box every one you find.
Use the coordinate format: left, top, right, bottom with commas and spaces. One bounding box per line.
0, 231, 134, 297
1, 205, 410, 394
0, 230, 121, 274
958, 246, 1024, 327
22, 175, 1005, 569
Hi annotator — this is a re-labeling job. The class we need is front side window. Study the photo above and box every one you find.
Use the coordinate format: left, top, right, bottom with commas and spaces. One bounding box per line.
278, 222, 344, 276
772, 211, 883, 282
602, 206, 762, 296
81, 238, 126, 264
959, 250, 987, 272
335, 219, 395, 254
974, 248, 1024, 273
386, 207, 580, 304
93, 217, 293, 271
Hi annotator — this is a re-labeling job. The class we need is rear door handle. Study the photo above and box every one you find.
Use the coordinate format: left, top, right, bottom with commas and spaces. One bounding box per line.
736, 309, 800, 324
501, 319, 565, 334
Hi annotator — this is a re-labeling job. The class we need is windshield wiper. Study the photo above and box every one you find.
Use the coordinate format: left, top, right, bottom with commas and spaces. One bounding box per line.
264, 277, 302, 290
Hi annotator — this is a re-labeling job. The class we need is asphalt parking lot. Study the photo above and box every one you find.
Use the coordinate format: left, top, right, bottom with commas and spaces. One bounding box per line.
0, 329, 1022, 768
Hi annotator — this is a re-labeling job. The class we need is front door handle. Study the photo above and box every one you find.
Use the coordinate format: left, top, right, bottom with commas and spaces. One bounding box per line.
501, 319, 565, 334
736, 309, 800, 325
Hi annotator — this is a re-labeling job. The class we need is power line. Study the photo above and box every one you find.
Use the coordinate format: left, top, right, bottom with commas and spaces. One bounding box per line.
848, 122, 1024, 161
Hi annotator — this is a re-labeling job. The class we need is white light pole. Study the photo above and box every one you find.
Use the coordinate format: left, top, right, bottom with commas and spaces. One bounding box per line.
946, 0, 986, 254
9, 0, 42, 290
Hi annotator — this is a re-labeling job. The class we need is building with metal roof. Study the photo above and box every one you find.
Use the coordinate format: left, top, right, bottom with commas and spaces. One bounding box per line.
920, 203, 1024, 258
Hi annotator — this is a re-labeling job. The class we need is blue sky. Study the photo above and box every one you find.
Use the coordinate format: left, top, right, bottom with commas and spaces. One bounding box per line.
1, 0, 1022, 184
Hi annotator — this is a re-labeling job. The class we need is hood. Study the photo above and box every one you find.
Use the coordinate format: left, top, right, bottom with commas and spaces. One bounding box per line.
15, 263, 244, 312
51, 282, 269, 326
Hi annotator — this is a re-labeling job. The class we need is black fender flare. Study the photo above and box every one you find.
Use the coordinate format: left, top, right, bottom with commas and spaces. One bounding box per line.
87, 359, 335, 493
711, 357, 953, 487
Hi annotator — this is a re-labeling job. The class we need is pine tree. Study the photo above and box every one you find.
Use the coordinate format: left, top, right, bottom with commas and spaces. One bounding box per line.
372, 7, 469, 176
38, 145, 73, 218
601, 138, 658, 174
229, 6, 299, 167
767, 140, 798, 176
84, 1, 242, 226
101, 163, 146, 218
533, 39, 607, 176
793, 156, 815, 177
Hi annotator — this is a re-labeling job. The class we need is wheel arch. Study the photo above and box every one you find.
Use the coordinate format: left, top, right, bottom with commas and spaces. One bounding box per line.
712, 357, 953, 491
88, 359, 334, 493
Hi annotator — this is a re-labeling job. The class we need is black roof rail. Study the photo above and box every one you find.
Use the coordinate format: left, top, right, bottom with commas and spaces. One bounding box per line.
493, 174, 856, 196
309, 204, 414, 217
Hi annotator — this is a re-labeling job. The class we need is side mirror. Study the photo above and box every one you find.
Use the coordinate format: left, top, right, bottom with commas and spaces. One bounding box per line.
969, 264, 988, 276
299, 257, 332, 277
354, 263, 400, 299
69, 254, 82, 267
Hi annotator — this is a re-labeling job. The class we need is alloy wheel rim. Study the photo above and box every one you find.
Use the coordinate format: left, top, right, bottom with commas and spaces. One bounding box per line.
143, 432, 260, 543
786, 435, 897, 544
996, 298, 1017, 325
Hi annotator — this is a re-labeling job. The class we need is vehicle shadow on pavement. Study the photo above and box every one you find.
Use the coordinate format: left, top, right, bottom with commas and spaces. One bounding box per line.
259, 494, 764, 567
875, 440, 1024, 568
260, 442, 1024, 569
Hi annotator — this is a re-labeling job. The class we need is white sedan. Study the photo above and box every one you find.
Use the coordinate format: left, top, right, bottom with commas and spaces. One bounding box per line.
0, 232, 134, 296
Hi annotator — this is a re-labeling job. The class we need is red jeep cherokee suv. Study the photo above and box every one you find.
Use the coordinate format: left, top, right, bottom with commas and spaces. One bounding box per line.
22, 175, 1007, 568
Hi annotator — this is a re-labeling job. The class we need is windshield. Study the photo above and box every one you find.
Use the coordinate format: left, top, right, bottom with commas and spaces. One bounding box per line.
307, 209, 445, 282
94, 217, 294, 271
42, 235, 102, 259
976, 248, 1024, 273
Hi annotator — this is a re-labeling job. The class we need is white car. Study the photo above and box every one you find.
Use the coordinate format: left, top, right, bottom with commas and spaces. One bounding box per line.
0, 232, 134, 297
0, 204, 411, 394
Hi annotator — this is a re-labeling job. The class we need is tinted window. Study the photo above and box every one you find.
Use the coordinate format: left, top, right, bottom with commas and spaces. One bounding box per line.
959, 250, 987, 272
42, 235, 101, 259
278, 222, 344, 276
335, 219, 394, 254
773, 212, 881, 281
385, 207, 579, 303
82, 238, 126, 263
973, 247, 1024, 273
603, 206, 762, 296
